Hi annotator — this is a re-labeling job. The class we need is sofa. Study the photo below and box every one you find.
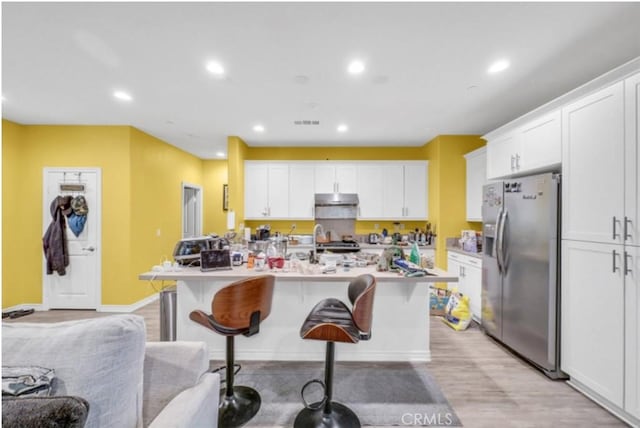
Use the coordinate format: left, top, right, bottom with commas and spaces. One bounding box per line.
2, 314, 220, 427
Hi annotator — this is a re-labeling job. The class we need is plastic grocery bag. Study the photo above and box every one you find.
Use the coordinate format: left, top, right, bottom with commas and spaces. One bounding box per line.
442, 288, 472, 331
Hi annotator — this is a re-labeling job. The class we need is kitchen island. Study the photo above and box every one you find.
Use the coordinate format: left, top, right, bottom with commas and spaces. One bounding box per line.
139, 265, 457, 362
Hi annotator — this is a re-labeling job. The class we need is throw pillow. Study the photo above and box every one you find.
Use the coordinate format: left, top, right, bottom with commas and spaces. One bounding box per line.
2, 396, 89, 428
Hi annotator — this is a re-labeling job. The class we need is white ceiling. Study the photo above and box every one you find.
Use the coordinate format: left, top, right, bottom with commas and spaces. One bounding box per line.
3, 2, 640, 159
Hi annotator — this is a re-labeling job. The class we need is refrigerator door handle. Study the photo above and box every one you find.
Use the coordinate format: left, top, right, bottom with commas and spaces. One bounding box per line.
495, 210, 503, 273
497, 209, 507, 273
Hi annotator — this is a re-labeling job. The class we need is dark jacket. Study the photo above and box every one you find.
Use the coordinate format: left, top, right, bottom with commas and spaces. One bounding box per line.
43, 196, 72, 275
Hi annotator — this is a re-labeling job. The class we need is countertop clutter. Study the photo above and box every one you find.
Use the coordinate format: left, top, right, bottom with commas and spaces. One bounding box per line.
140, 263, 455, 283
446, 236, 482, 259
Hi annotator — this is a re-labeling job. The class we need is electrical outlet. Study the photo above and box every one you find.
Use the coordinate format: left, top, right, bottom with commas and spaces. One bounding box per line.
374, 224, 379, 230
291, 223, 296, 230
156, 229, 161, 237
400, 224, 405, 230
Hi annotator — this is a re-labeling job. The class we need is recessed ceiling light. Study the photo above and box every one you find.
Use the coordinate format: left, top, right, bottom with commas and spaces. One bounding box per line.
337, 124, 348, 133
113, 91, 132, 101
216, 151, 225, 157
488, 59, 510, 74
253, 124, 265, 133
206, 61, 225, 76
348, 60, 365, 75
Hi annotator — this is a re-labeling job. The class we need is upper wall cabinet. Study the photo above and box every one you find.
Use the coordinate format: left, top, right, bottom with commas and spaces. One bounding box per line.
289, 163, 315, 219
357, 161, 428, 220
314, 163, 357, 193
486, 110, 561, 180
464, 147, 486, 222
244, 162, 290, 219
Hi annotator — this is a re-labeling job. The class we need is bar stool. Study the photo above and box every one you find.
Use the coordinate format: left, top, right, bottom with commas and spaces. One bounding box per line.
189, 275, 275, 428
294, 274, 376, 428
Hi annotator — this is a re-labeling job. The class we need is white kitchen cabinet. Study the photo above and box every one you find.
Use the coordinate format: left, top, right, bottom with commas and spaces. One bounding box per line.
357, 161, 428, 220
561, 72, 640, 426
625, 246, 640, 420
561, 240, 625, 408
356, 164, 384, 219
486, 131, 517, 179
403, 163, 428, 219
486, 110, 561, 180
314, 163, 357, 193
244, 162, 289, 219
519, 110, 562, 172
289, 163, 315, 219
464, 147, 486, 222
447, 251, 482, 322
625, 72, 640, 248
562, 81, 625, 244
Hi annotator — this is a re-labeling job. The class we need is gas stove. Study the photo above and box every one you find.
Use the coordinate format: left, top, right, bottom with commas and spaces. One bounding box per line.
315, 240, 361, 253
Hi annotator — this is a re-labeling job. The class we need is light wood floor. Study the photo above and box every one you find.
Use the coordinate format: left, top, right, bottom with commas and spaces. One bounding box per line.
3, 301, 628, 427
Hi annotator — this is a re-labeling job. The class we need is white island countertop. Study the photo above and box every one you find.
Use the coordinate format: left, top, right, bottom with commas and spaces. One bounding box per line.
139, 264, 456, 283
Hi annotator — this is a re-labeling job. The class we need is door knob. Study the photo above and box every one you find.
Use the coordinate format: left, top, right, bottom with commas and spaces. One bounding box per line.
82, 246, 95, 252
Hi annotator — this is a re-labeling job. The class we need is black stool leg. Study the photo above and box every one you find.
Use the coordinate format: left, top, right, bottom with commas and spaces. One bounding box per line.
218, 335, 261, 428
294, 342, 361, 428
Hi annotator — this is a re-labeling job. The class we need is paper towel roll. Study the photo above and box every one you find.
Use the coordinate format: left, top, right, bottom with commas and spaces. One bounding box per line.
226, 211, 235, 230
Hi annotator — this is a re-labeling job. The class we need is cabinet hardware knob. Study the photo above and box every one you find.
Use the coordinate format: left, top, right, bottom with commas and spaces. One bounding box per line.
82, 246, 95, 252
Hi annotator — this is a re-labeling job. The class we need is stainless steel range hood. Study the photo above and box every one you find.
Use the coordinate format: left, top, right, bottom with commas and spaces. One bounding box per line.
314, 193, 359, 219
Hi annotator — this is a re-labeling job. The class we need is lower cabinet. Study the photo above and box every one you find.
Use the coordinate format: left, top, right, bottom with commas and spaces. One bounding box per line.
447, 251, 482, 322
562, 240, 640, 424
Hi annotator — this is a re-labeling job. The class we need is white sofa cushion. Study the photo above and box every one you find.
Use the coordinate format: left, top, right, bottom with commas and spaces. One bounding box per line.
142, 341, 210, 426
2, 315, 146, 428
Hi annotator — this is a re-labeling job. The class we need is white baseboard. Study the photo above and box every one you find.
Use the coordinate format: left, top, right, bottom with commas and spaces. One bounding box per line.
2, 303, 45, 313
567, 379, 639, 427
98, 293, 159, 313
3, 294, 159, 314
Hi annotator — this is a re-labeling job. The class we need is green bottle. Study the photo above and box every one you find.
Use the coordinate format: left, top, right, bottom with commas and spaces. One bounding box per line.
410, 241, 420, 265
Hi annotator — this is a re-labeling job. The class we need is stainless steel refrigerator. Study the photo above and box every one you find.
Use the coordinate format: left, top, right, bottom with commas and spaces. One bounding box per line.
481, 172, 565, 379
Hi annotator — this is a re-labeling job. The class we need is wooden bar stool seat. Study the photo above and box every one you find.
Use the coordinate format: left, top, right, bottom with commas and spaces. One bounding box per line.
190, 275, 275, 428
294, 274, 376, 428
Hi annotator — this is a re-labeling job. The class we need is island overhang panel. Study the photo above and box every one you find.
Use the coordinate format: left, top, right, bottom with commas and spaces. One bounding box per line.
139, 267, 457, 362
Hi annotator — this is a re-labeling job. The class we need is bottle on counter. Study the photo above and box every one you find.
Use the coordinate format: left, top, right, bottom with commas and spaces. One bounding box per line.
410, 242, 420, 265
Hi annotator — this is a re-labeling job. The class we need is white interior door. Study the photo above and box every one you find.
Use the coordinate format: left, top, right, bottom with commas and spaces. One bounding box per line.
182, 183, 202, 238
43, 168, 101, 309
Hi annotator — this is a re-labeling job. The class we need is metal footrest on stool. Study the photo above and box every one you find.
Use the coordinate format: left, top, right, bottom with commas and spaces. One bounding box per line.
218, 385, 261, 428
294, 401, 361, 428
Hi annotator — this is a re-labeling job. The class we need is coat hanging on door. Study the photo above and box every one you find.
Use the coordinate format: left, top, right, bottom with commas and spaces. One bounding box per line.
42, 196, 72, 275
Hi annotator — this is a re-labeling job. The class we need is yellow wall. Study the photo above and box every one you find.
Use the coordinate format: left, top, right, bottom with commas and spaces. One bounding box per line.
128, 128, 205, 304
202, 160, 228, 234
2, 121, 133, 307
425, 135, 485, 269
2, 120, 28, 306
227, 136, 249, 230
1, 121, 219, 308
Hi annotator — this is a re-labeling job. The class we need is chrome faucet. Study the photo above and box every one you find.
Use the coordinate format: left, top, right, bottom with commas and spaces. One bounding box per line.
312, 223, 324, 263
